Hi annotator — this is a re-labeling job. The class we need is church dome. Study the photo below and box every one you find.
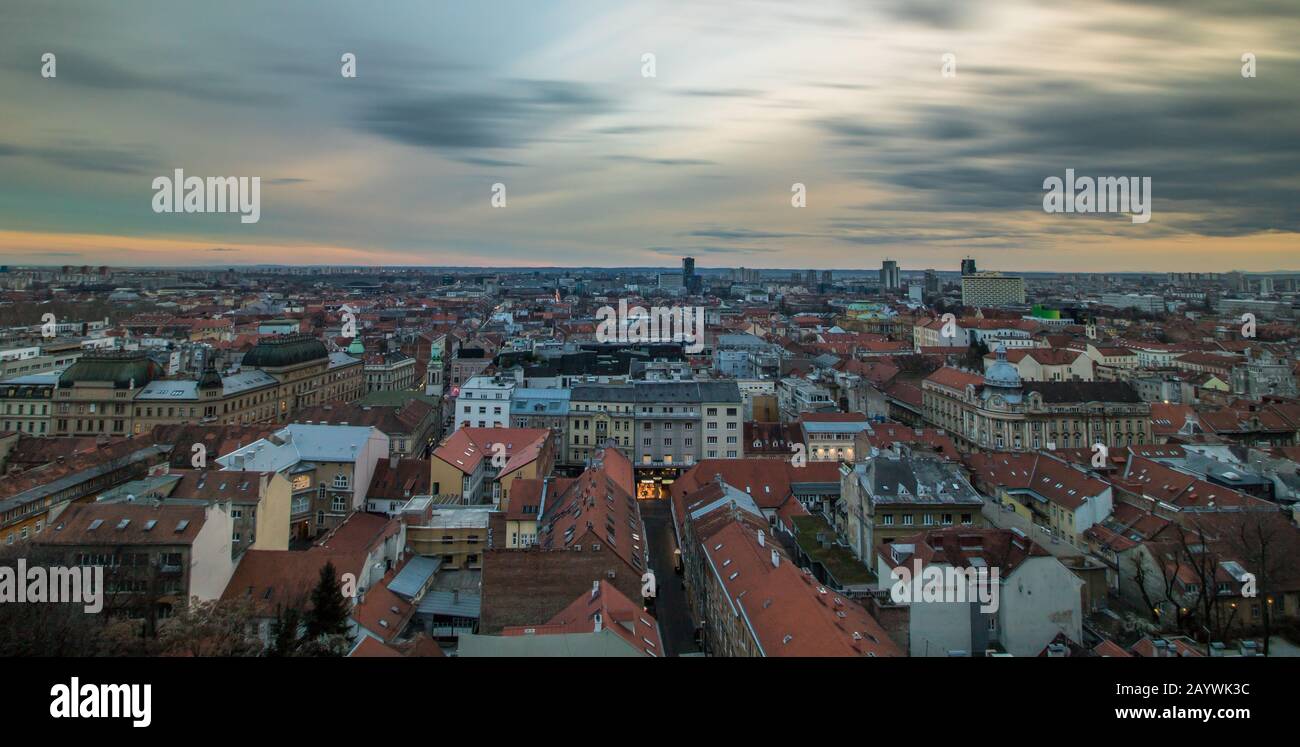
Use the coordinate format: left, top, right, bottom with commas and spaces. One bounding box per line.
982, 344, 1023, 403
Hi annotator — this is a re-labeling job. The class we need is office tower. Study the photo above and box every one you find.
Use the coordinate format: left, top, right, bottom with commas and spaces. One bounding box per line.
880, 259, 900, 290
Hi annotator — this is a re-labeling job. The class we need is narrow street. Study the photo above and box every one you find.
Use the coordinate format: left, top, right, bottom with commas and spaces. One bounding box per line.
640, 498, 700, 656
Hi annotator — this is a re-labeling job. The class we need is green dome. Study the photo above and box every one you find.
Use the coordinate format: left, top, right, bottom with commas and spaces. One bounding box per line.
347, 338, 366, 355
241, 334, 328, 369
59, 351, 162, 389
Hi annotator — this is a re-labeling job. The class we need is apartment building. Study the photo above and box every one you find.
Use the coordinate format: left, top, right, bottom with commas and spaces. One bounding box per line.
673, 481, 899, 657
876, 527, 1083, 657
798, 412, 872, 463
966, 451, 1114, 549
839, 443, 987, 564
454, 374, 516, 429
401, 502, 493, 571
566, 381, 744, 468
216, 424, 389, 541
429, 427, 553, 507
35, 501, 238, 620
363, 351, 418, 393
1, 437, 169, 546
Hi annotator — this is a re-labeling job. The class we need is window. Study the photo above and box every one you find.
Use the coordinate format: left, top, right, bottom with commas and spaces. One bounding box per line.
332, 474, 350, 489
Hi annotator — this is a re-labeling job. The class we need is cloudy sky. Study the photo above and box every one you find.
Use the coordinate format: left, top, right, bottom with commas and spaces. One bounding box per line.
1, 0, 1297, 272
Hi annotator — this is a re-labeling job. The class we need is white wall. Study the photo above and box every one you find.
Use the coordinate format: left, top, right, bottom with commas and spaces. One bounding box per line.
997, 556, 1082, 656
188, 504, 237, 602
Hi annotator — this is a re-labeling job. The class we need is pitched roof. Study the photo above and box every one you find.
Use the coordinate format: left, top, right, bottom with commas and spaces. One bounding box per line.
537, 445, 645, 575
432, 427, 551, 476
879, 527, 1051, 578
703, 519, 900, 657
965, 451, 1109, 511
925, 367, 985, 391
38, 502, 208, 546
500, 579, 662, 657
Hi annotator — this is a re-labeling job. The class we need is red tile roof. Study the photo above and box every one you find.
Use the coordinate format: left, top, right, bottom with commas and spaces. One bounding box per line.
501, 579, 662, 656
432, 427, 551, 476
703, 519, 901, 657
924, 367, 985, 391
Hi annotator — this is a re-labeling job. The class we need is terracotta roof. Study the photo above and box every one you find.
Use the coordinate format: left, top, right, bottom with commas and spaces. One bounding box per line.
351, 566, 416, 643
537, 445, 644, 575
1121, 456, 1269, 510
170, 469, 266, 504
965, 451, 1109, 511
366, 458, 431, 500
879, 527, 1050, 578
704, 519, 900, 657
432, 427, 551, 476
501, 579, 662, 657
924, 367, 985, 391
38, 502, 208, 545
863, 424, 959, 460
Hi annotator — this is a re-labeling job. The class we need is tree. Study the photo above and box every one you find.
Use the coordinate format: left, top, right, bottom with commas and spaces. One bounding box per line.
267, 605, 304, 657
961, 339, 989, 370
1222, 511, 1297, 656
156, 597, 262, 657
302, 561, 351, 655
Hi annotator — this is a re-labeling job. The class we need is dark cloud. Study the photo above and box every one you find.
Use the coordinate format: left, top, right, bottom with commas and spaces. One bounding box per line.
606, 155, 714, 167
357, 80, 612, 151
454, 156, 526, 168
0, 140, 160, 174
9, 50, 277, 105
820, 58, 1300, 237
881, 0, 983, 29
645, 245, 782, 256
673, 88, 764, 99
685, 228, 805, 240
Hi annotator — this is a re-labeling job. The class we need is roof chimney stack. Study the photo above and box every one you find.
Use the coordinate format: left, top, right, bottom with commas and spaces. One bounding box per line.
771, 549, 780, 568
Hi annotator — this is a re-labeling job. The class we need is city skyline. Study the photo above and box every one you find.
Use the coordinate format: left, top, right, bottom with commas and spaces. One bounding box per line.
1, 0, 1298, 272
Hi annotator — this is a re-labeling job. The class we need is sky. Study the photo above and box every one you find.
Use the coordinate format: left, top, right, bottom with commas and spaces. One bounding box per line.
0, 0, 1298, 272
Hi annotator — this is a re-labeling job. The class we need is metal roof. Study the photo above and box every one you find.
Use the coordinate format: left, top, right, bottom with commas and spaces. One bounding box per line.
387, 556, 441, 600
417, 590, 482, 619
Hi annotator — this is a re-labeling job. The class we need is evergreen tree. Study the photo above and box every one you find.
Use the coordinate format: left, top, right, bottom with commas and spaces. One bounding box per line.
268, 606, 303, 657
304, 562, 351, 642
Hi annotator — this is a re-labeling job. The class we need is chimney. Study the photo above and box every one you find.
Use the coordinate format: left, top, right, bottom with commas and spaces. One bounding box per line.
591, 580, 600, 598
771, 549, 780, 568
757, 529, 765, 547
593, 612, 603, 633
389, 454, 399, 470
